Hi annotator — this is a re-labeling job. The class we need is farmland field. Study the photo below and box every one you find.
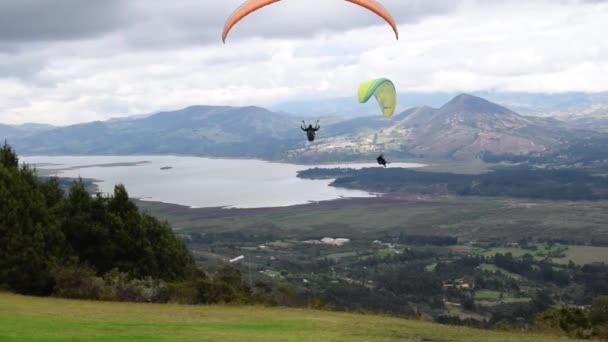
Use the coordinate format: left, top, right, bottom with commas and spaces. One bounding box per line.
136, 196, 608, 244
554, 246, 608, 265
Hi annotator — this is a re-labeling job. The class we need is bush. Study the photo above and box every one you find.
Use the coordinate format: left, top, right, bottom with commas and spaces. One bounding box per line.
195, 279, 243, 304
50, 262, 171, 303
591, 296, 608, 325
49, 261, 107, 300
533, 307, 592, 338
103, 269, 168, 303
594, 323, 608, 339
164, 281, 198, 304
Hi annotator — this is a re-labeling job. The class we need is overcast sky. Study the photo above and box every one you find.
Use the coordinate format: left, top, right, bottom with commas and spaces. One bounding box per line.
1, 0, 607, 125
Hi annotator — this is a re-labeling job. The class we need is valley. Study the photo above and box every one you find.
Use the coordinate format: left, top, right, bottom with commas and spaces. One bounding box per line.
3, 2, 608, 339
4, 92, 608, 337
135, 194, 608, 324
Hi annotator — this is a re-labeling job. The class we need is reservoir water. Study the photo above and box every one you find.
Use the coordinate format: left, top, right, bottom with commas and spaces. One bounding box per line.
22, 155, 425, 209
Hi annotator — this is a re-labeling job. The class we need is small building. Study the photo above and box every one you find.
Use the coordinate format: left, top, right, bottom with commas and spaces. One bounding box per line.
442, 278, 476, 290
321, 237, 351, 246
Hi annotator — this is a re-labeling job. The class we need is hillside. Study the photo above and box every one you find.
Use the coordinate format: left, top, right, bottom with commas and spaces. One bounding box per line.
0, 293, 575, 342
569, 116, 608, 133
11, 106, 303, 159
294, 94, 569, 160
397, 94, 562, 158
0, 123, 54, 140
0, 124, 19, 139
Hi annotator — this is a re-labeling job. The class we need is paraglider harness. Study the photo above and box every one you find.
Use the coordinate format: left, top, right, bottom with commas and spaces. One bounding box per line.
301, 120, 320, 142
377, 154, 388, 167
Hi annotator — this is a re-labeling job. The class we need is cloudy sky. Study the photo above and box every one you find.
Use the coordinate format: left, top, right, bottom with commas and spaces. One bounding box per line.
1, 0, 607, 125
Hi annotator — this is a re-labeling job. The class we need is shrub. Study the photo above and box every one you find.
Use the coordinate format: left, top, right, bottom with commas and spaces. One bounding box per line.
49, 261, 107, 300
103, 269, 168, 303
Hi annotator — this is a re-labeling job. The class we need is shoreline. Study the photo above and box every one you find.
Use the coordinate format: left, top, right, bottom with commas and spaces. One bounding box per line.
25, 155, 427, 209
132, 193, 447, 219
21, 153, 429, 168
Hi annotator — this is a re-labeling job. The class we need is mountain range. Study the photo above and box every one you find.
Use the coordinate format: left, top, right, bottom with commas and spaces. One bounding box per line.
289, 94, 586, 161
273, 91, 608, 121
3, 94, 605, 162
8, 106, 302, 158
0, 123, 55, 140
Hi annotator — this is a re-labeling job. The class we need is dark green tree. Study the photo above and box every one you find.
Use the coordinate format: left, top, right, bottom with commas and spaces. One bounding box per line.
0, 143, 196, 298
0, 144, 65, 295
0, 141, 18, 169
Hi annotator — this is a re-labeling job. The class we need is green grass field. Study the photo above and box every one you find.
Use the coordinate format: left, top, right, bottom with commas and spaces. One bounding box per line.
0, 292, 578, 342
478, 264, 523, 280
452, 243, 608, 265
415, 158, 496, 174
474, 290, 531, 306
554, 246, 608, 265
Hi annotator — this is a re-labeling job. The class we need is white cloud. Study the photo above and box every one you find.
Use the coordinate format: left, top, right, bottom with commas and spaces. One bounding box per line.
0, 0, 607, 125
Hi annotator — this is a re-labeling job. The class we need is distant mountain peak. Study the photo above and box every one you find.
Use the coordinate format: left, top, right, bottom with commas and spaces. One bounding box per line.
241, 105, 267, 110
453, 93, 480, 100
440, 93, 515, 116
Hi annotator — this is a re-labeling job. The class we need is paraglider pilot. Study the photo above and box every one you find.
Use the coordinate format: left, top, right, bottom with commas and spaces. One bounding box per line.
301, 120, 320, 142
377, 154, 388, 167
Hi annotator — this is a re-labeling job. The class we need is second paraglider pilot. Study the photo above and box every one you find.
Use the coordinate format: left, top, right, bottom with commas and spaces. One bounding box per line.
301, 120, 320, 142
377, 154, 388, 167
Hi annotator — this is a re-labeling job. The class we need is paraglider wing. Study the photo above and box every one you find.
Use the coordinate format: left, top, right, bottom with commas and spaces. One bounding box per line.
222, 0, 398, 43
358, 78, 397, 118
344, 0, 399, 40
222, 0, 282, 43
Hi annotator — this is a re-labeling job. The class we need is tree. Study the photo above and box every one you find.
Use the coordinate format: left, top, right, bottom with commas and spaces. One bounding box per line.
591, 296, 608, 325
0, 143, 196, 298
533, 307, 591, 337
60, 183, 194, 280
0, 148, 65, 295
0, 141, 18, 169
40, 177, 65, 210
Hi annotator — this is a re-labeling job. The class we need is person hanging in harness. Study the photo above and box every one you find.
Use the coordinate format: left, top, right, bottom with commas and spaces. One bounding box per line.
377, 154, 388, 167
301, 120, 320, 142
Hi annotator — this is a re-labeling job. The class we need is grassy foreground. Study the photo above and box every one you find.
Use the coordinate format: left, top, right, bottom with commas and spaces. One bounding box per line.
0, 293, 577, 342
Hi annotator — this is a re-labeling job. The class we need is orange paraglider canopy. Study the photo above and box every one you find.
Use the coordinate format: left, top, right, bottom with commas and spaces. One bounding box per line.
221, 0, 399, 43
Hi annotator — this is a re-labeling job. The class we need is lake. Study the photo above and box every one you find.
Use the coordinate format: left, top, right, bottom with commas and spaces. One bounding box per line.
22, 156, 425, 209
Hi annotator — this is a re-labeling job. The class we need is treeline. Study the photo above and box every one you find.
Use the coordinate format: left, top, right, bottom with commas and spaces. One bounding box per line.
396, 233, 458, 246
188, 231, 278, 244
528, 296, 608, 339
0, 142, 195, 296
0, 142, 278, 306
298, 167, 608, 200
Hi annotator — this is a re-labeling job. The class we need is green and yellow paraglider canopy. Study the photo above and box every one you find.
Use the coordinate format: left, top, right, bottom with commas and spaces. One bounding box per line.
357, 78, 397, 118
